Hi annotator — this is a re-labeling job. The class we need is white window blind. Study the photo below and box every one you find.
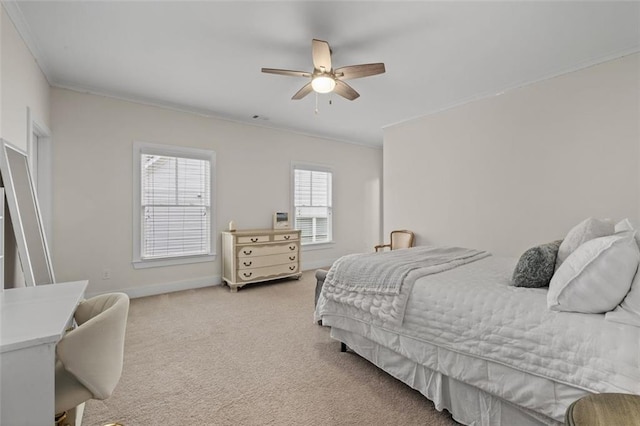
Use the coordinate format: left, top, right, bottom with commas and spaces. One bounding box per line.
293, 168, 332, 244
141, 154, 211, 259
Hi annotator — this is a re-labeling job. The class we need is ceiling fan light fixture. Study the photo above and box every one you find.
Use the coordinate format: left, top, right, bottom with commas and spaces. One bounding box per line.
262, 39, 384, 101
311, 75, 336, 94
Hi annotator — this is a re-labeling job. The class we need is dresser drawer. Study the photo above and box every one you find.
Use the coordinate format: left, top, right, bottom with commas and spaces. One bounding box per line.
237, 235, 270, 244
238, 263, 299, 282
238, 253, 298, 270
237, 243, 298, 258
273, 233, 299, 242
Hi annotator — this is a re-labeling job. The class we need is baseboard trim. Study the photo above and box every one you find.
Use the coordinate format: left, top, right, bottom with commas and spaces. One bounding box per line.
86, 276, 222, 299
86, 262, 332, 299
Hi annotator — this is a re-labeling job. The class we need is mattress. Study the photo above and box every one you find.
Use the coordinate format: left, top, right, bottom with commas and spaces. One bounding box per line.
316, 256, 640, 422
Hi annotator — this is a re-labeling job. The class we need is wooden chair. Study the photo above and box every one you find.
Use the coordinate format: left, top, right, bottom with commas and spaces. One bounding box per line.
374, 230, 415, 252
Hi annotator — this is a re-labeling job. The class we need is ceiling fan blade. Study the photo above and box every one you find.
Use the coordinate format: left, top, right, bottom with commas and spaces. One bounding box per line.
262, 68, 312, 78
312, 39, 332, 72
292, 82, 313, 100
334, 80, 360, 101
335, 63, 386, 80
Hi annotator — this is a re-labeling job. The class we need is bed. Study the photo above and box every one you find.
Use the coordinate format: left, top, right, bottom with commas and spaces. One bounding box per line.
314, 240, 640, 425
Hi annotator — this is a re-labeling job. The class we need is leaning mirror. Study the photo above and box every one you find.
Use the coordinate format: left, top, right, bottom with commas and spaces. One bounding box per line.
0, 138, 55, 285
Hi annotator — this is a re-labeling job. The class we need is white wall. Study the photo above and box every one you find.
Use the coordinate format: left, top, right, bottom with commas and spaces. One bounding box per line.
1, 5, 51, 288
51, 88, 382, 296
383, 54, 640, 257
1, 5, 3, 137
1, 5, 50, 151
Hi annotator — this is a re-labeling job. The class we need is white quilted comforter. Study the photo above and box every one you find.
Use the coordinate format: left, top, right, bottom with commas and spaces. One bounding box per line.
322, 246, 489, 326
316, 255, 640, 416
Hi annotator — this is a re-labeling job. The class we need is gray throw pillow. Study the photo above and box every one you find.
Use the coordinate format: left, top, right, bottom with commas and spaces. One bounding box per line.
512, 240, 562, 288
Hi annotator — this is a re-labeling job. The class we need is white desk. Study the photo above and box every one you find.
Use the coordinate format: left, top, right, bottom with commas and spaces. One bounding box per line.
1, 281, 88, 426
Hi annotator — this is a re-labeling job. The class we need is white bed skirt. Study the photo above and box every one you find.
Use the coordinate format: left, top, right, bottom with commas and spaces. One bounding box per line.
331, 327, 564, 426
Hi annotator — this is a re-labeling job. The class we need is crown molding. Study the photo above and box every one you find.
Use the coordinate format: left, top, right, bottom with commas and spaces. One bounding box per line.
2, 1, 53, 84
53, 83, 382, 149
383, 47, 640, 132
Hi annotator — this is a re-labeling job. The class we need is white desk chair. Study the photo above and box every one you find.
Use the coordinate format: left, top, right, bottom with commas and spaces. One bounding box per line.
55, 293, 129, 426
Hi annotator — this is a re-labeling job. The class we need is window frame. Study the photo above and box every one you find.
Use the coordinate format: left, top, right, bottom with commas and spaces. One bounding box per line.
132, 141, 216, 269
291, 162, 334, 248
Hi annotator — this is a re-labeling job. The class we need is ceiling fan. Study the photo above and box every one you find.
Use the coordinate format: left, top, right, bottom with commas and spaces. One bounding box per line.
261, 39, 385, 101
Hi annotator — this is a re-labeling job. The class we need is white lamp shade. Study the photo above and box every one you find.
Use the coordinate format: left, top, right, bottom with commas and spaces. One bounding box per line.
311, 76, 336, 94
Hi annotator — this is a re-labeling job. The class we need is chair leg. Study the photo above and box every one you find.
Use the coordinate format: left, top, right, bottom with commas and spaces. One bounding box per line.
56, 409, 123, 426
55, 412, 68, 426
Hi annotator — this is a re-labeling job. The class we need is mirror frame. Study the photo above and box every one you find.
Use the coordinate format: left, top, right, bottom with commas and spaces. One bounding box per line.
0, 138, 55, 286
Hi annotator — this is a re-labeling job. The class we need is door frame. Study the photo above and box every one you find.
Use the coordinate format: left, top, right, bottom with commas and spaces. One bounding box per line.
26, 107, 53, 244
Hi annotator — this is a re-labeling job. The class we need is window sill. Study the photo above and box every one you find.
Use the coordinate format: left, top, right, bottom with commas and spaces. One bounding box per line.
301, 241, 335, 251
132, 253, 216, 269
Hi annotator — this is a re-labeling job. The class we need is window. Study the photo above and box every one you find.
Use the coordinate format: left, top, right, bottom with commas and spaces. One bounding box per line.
133, 142, 216, 268
293, 165, 332, 245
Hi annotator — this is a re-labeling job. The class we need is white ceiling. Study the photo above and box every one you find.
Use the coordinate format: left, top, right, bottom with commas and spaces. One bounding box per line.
7, 1, 640, 146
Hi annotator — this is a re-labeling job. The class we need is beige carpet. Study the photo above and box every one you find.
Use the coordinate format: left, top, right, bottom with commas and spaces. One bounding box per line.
83, 270, 457, 426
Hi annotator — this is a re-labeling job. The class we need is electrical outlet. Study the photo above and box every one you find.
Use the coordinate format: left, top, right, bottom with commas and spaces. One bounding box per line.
102, 269, 111, 280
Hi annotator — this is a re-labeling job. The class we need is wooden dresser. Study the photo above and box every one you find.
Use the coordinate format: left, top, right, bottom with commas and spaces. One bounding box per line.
221, 229, 302, 292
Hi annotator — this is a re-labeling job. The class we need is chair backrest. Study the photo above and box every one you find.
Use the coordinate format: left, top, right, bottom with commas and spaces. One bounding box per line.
56, 293, 130, 400
390, 230, 415, 250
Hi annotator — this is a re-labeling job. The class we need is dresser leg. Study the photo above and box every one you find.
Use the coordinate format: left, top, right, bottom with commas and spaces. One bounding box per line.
230, 286, 238, 293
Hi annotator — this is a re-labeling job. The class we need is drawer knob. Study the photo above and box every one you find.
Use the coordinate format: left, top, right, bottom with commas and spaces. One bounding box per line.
289, 246, 295, 251
243, 250, 253, 255
284, 235, 290, 240
289, 266, 296, 271
289, 256, 296, 261
243, 261, 252, 267
243, 272, 252, 278
251, 238, 258, 242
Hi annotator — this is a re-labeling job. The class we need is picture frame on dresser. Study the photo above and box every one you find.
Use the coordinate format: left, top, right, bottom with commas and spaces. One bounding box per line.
273, 212, 289, 229
0, 139, 55, 286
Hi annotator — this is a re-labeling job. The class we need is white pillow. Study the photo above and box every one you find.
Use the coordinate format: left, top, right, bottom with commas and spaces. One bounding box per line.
615, 218, 635, 233
606, 266, 640, 327
555, 218, 614, 271
614, 218, 640, 249
548, 232, 639, 313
